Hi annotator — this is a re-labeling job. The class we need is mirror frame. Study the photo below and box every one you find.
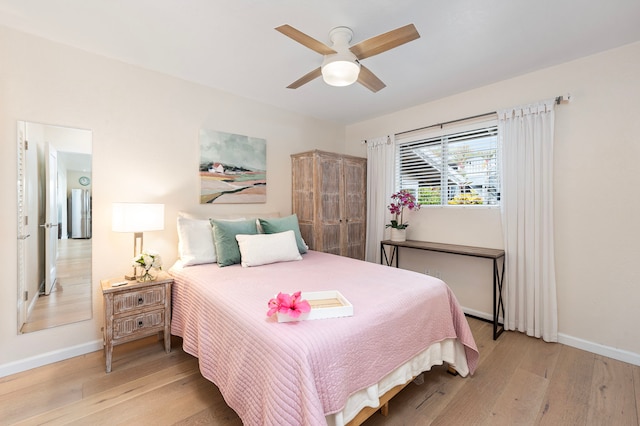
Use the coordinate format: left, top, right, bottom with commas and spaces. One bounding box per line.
17, 122, 27, 332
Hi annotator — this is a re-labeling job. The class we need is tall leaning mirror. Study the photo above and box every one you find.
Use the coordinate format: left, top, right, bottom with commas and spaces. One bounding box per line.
17, 121, 93, 334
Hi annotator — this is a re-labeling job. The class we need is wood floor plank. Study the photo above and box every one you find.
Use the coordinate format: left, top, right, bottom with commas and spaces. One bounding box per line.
172, 383, 244, 426
586, 355, 637, 426
481, 332, 561, 424
484, 368, 549, 425
0, 350, 100, 396
427, 331, 534, 425
175, 405, 244, 426
536, 344, 595, 425
362, 365, 466, 426
517, 337, 561, 380
65, 372, 227, 425
82, 337, 192, 395
14, 361, 198, 425
0, 352, 106, 422
1, 336, 181, 422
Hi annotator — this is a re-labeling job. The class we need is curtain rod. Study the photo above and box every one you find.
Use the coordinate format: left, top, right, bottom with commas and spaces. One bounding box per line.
394, 111, 496, 137
390, 93, 571, 138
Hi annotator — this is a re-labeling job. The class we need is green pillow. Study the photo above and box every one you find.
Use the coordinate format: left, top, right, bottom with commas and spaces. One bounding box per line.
258, 214, 308, 254
211, 219, 258, 267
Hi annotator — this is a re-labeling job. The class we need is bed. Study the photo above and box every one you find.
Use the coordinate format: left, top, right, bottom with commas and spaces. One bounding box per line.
169, 244, 479, 426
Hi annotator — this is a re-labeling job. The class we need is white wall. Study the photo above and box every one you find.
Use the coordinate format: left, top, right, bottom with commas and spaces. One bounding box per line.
345, 41, 640, 362
0, 26, 344, 374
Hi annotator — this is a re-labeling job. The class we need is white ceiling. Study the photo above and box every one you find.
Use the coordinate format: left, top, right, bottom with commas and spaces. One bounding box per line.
1, 0, 640, 124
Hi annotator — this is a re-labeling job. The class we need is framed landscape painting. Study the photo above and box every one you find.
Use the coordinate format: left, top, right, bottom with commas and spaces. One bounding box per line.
199, 129, 267, 204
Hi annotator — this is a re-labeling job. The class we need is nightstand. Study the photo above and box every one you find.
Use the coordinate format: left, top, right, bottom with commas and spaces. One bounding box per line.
100, 272, 173, 373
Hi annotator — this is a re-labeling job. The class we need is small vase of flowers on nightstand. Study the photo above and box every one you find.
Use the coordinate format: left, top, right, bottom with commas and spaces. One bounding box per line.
133, 249, 163, 282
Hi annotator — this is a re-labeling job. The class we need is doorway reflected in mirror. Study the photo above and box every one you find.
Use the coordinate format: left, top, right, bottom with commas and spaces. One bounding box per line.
17, 121, 93, 334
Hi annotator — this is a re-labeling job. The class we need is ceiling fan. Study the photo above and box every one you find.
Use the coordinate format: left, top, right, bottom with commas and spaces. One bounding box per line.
275, 23, 420, 93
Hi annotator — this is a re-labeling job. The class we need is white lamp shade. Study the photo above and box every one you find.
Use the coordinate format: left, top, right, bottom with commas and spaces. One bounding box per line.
321, 52, 360, 87
112, 203, 165, 233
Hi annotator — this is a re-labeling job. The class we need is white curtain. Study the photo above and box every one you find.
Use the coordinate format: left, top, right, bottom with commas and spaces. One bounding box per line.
498, 100, 558, 342
365, 135, 395, 263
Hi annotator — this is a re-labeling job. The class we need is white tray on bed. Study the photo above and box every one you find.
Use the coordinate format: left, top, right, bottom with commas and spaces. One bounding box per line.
277, 290, 353, 322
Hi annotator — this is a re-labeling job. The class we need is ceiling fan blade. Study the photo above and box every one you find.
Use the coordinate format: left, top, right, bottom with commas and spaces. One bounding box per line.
350, 24, 420, 60
276, 25, 336, 55
287, 67, 323, 89
357, 65, 386, 93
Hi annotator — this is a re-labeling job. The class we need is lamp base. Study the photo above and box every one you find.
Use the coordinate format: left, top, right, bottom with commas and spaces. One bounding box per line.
124, 265, 138, 281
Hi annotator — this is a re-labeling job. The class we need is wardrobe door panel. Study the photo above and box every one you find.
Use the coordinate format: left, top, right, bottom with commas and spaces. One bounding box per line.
292, 151, 366, 260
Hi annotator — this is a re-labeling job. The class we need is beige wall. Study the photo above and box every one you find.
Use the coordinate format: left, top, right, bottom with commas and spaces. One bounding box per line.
0, 26, 344, 372
345, 41, 640, 360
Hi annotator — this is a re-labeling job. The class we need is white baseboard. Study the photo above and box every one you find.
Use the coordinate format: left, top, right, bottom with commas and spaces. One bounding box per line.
0, 339, 103, 378
462, 306, 640, 367
462, 307, 494, 322
558, 333, 640, 367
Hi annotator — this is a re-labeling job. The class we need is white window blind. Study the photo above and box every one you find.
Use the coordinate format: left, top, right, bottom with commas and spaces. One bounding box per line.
395, 122, 500, 206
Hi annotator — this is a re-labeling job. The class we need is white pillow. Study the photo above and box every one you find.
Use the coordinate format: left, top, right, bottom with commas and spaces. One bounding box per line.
177, 216, 216, 266
236, 230, 302, 267
177, 216, 247, 265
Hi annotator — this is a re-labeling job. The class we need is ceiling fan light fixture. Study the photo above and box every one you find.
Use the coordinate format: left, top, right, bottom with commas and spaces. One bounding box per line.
277, 24, 419, 92
321, 53, 360, 87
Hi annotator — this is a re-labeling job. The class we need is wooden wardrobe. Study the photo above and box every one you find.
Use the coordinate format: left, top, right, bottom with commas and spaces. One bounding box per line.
291, 150, 367, 260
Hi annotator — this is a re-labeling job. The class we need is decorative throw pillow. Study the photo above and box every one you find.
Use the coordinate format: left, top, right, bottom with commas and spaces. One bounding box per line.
258, 214, 308, 254
236, 231, 302, 267
177, 216, 216, 265
211, 219, 258, 267
253, 212, 281, 233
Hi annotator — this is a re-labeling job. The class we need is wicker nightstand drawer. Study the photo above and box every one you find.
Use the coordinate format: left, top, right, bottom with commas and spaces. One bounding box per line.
113, 287, 165, 314
101, 274, 173, 373
113, 310, 165, 340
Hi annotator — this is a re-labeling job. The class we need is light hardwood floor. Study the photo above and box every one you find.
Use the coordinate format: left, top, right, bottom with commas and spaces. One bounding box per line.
1, 318, 638, 425
21, 239, 92, 333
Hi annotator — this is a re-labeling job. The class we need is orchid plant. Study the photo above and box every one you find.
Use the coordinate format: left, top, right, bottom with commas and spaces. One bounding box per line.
386, 189, 420, 230
267, 291, 311, 318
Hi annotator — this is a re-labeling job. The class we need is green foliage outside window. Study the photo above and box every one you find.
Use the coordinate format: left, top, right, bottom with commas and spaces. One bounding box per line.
418, 187, 441, 205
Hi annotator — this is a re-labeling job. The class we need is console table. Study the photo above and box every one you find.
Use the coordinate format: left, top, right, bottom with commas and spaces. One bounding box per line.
380, 240, 505, 339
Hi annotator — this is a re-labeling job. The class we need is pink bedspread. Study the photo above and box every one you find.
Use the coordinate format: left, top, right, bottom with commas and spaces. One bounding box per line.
170, 250, 478, 426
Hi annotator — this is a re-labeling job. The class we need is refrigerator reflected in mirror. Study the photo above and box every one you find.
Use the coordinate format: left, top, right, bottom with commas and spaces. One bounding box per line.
69, 188, 92, 239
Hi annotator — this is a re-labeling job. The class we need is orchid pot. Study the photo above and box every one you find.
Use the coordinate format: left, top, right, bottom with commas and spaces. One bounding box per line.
390, 228, 407, 242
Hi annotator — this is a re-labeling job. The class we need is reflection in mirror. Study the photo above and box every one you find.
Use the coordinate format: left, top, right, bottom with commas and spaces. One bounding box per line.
17, 121, 92, 334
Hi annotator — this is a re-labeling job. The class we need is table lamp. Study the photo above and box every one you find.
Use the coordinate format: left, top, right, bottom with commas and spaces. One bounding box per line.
112, 202, 164, 280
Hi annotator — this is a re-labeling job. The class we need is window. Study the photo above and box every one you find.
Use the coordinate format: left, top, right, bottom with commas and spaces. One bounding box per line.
395, 122, 500, 206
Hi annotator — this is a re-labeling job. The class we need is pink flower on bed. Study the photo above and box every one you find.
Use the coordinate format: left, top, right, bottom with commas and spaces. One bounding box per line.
285, 291, 312, 318
267, 292, 289, 316
267, 291, 311, 318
